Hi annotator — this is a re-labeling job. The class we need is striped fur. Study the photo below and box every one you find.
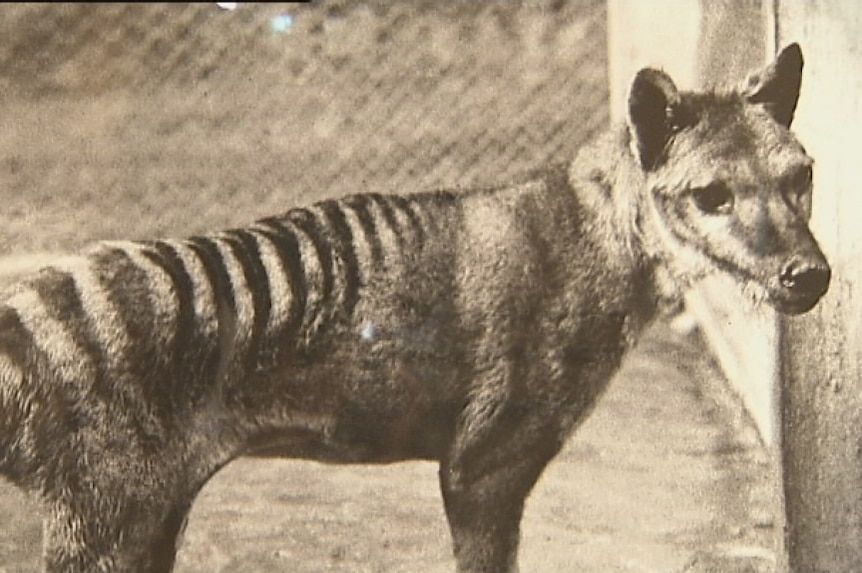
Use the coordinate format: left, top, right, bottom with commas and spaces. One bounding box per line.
0, 44, 830, 573
1, 195, 445, 438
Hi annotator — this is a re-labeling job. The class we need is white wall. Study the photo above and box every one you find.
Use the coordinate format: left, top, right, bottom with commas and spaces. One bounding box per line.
607, 0, 779, 445
776, 3, 862, 571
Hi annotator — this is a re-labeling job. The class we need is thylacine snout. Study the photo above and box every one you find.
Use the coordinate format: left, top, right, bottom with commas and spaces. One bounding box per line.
775, 249, 831, 314
629, 42, 830, 315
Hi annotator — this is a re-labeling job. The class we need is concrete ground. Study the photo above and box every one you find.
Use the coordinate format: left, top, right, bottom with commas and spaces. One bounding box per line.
0, 316, 779, 572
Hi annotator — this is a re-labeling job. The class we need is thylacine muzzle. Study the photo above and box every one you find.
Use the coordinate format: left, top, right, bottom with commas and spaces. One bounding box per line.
628, 43, 830, 315
760, 196, 831, 315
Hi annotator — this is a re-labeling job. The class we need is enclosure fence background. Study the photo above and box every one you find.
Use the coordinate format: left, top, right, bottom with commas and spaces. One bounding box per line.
0, 1, 607, 254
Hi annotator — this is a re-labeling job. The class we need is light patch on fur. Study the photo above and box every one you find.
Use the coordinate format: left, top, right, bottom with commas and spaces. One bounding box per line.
248, 227, 295, 340
48, 254, 132, 375
6, 286, 95, 386
365, 198, 400, 263
291, 210, 329, 339
360, 321, 377, 341
208, 235, 256, 348
171, 240, 219, 342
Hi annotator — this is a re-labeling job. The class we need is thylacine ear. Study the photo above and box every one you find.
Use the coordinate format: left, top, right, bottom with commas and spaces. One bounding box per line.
627, 68, 689, 171
743, 43, 803, 127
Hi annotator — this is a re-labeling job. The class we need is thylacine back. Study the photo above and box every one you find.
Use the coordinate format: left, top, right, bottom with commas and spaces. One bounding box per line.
0, 44, 830, 573
0, 170, 611, 457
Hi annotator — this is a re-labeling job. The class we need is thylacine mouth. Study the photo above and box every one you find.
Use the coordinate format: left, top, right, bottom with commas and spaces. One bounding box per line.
698, 245, 830, 316
768, 286, 829, 315
733, 273, 829, 316
739, 276, 829, 316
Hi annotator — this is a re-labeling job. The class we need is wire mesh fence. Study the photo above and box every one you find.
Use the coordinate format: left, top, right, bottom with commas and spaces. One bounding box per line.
0, 1, 607, 253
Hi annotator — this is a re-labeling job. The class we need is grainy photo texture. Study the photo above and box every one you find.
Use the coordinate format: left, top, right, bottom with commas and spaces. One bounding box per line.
0, 3, 840, 573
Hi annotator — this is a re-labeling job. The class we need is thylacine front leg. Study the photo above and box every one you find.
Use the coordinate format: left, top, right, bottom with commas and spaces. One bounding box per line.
440, 420, 564, 573
437, 310, 629, 573
439, 359, 567, 573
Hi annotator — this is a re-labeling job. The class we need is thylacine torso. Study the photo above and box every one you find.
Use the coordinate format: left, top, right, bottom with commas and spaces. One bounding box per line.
0, 44, 831, 573
0, 162, 648, 470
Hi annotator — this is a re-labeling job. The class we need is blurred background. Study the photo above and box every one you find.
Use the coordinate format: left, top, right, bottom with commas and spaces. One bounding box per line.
0, 2, 606, 253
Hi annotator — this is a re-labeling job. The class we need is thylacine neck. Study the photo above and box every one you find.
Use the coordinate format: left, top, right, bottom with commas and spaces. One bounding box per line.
568, 125, 684, 322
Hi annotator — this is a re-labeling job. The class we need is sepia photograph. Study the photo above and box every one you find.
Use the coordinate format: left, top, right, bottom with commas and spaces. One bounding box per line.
0, 2, 857, 572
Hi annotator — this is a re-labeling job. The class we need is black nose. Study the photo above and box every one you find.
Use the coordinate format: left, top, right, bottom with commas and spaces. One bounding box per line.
780, 258, 831, 297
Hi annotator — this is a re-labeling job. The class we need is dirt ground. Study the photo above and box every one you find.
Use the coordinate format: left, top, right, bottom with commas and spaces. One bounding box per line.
0, 3, 780, 572
175, 320, 780, 573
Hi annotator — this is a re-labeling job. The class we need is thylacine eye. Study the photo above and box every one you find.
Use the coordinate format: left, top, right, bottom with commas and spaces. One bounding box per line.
786, 164, 813, 191
690, 182, 734, 215
782, 165, 814, 217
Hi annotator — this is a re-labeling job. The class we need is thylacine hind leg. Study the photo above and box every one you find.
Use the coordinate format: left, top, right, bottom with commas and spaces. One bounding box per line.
43, 491, 193, 573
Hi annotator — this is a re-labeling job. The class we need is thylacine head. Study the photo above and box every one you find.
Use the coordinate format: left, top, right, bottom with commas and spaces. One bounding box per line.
576, 43, 830, 315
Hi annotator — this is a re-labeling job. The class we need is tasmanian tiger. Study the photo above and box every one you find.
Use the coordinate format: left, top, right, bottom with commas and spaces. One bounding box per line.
0, 44, 829, 572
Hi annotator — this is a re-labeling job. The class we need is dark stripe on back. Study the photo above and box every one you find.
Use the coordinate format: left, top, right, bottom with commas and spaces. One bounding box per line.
90, 246, 182, 430
185, 236, 238, 386
30, 269, 108, 394
367, 194, 408, 250
254, 220, 307, 358
318, 200, 362, 315
222, 228, 272, 372
141, 241, 197, 377
91, 247, 160, 366
285, 208, 334, 328
341, 194, 384, 266
0, 305, 43, 481
0, 305, 33, 376
388, 193, 427, 247
186, 236, 236, 315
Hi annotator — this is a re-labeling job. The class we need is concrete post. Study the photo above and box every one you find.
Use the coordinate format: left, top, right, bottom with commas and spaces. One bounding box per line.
776, 3, 862, 571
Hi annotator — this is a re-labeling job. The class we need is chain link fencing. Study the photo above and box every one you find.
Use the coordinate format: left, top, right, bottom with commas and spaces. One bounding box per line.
0, 1, 607, 253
